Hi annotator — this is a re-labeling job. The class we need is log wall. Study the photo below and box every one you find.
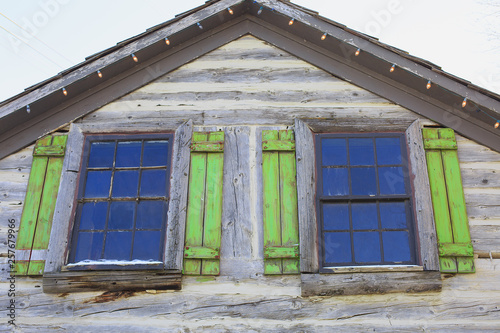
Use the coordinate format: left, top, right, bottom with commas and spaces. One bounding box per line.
1, 36, 499, 331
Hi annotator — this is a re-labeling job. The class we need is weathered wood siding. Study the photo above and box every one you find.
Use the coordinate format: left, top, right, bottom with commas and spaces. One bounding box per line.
1, 36, 500, 331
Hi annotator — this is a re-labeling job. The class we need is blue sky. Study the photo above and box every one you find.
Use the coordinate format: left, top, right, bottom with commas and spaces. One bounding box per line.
1, 0, 499, 102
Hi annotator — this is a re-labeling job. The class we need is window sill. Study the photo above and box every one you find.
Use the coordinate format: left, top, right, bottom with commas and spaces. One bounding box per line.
64, 260, 164, 271
301, 270, 441, 297
43, 270, 181, 293
321, 265, 423, 274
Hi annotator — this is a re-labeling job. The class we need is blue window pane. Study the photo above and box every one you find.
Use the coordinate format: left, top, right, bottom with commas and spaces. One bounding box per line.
132, 231, 162, 260
376, 138, 402, 165
108, 201, 135, 230
349, 138, 374, 166
351, 167, 376, 195
322, 139, 347, 166
324, 232, 351, 264
84, 171, 112, 198
136, 201, 166, 229
115, 141, 142, 167
322, 168, 348, 196
80, 202, 108, 230
380, 202, 407, 229
73, 232, 104, 262
112, 170, 139, 197
323, 203, 349, 231
143, 141, 169, 167
352, 203, 378, 230
382, 231, 411, 262
103, 231, 132, 260
140, 169, 167, 197
353, 232, 381, 263
88, 141, 115, 168
379, 167, 406, 195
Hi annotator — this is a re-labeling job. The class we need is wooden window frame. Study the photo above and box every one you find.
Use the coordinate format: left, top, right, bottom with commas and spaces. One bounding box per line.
43, 120, 193, 293
295, 118, 442, 296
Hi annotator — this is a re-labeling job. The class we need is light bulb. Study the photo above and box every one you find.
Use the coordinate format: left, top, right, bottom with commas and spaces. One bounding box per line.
258, 7, 263, 15
289, 18, 294, 25
462, 98, 467, 108
62, 87, 67, 96
355, 48, 360, 56
321, 32, 327, 40
390, 64, 395, 72
495, 121, 500, 129
165, 37, 170, 45
97, 70, 102, 78
197, 22, 203, 29
227, 7, 233, 14
426, 80, 431, 89
26, 105, 30, 113
131, 53, 138, 62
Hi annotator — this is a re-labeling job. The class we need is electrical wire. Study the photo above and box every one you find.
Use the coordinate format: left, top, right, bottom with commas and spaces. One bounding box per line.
0, 11, 75, 65
0, 24, 64, 70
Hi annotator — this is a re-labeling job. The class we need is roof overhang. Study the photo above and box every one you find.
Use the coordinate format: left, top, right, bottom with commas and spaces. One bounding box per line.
1, 0, 500, 159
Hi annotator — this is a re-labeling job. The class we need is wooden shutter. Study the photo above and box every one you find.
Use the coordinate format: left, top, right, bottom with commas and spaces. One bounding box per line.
183, 132, 224, 275
15, 135, 68, 275
422, 128, 474, 273
262, 130, 300, 274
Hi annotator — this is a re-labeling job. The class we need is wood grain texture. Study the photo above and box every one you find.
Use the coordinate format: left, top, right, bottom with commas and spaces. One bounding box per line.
45, 124, 84, 274
43, 271, 181, 293
301, 271, 442, 297
406, 120, 439, 271
294, 118, 318, 273
164, 120, 192, 271
220, 126, 255, 278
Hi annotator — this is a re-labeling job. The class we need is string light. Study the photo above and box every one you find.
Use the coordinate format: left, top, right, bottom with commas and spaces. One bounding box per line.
26, 105, 30, 113
227, 7, 233, 14
97, 70, 103, 78
462, 98, 467, 108
426, 80, 431, 89
131, 53, 138, 62
258, 6, 263, 15
390, 64, 396, 72
165, 37, 170, 45
321, 32, 327, 40
62, 87, 67, 96
289, 18, 294, 25
197, 22, 203, 29
495, 121, 500, 129
355, 48, 360, 56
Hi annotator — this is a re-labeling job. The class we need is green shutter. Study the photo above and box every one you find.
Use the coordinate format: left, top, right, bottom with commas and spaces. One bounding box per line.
262, 130, 300, 274
183, 132, 224, 275
15, 134, 68, 276
422, 128, 474, 273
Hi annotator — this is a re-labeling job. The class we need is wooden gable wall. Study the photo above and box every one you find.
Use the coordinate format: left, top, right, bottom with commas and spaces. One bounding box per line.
1, 35, 499, 331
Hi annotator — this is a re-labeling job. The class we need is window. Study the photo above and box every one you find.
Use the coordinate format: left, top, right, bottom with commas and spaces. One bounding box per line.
68, 134, 172, 269
316, 133, 416, 269
44, 121, 193, 293
295, 119, 442, 296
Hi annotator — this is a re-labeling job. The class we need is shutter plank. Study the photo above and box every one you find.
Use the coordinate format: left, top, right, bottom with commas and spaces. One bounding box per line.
440, 129, 475, 273
28, 135, 68, 275
14, 136, 52, 275
422, 129, 457, 273
201, 132, 224, 275
184, 132, 208, 275
262, 130, 282, 274
278, 130, 300, 274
